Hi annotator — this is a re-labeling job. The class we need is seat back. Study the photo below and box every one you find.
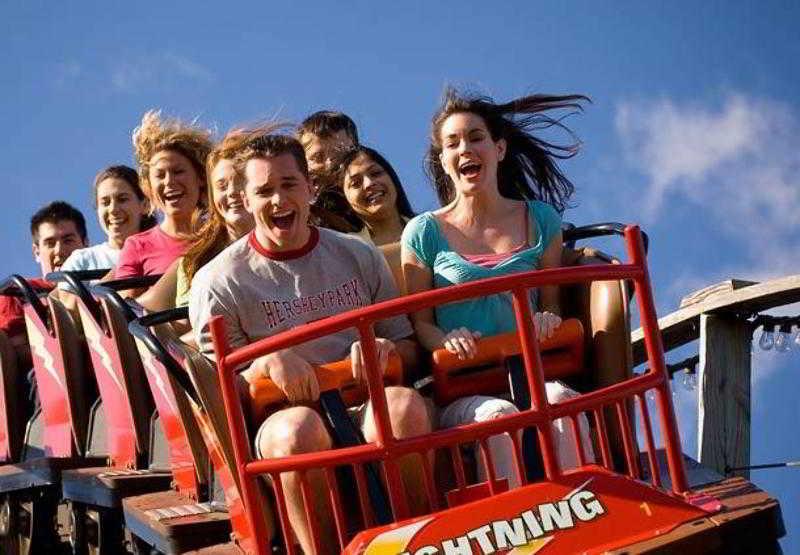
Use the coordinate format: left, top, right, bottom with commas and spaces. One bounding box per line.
171, 339, 238, 484
134, 325, 209, 498
80, 295, 156, 468
25, 296, 97, 457
168, 330, 268, 553
0, 330, 25, 462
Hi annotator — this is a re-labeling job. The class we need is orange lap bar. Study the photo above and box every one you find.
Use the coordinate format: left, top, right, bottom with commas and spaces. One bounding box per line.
431, 318, 584, 405
248, 353, 403, 419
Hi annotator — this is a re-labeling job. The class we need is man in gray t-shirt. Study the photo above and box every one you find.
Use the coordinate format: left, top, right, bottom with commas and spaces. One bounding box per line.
189, 133, 429, 554
191, 226, 413, 368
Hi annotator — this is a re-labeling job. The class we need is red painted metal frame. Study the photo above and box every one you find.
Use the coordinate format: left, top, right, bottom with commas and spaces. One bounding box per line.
185, 379, 256, 552
210, 226, 688, 554
136, 337, 203, 497
77, 298, 141, 468
0, 338, 16, 462
23, 302, 77, 457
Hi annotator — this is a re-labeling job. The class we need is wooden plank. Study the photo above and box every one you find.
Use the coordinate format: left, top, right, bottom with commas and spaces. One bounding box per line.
632, 274, 800, 365
697, 314, 751, 478
679, 279, 757, 309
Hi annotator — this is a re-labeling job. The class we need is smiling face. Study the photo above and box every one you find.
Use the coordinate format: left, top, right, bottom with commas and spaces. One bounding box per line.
343, 153, 399, 223
147, 149, 204, 223
210, 159, 253, 238
439, 112, 506, 198
300, 129, 356, 179
95, 177, 149, 249
244, 153, 313, 252
32, 219, 86, 275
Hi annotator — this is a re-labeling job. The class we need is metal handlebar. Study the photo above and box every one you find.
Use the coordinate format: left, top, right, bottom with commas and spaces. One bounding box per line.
88, 274, 162, 323
0, 274, 52, 331
45, 270, 109, 325
563, 222, 649, 254
128, 306, 201, 406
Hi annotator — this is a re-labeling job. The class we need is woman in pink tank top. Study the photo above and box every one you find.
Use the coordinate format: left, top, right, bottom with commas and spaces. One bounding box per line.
114, 110, 213, 279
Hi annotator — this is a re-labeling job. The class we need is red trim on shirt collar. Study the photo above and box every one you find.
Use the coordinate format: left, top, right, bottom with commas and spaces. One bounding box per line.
248, 226, 319, 260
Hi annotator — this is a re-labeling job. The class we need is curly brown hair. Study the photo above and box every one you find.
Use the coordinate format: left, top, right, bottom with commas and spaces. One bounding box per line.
132, 110, 214, 211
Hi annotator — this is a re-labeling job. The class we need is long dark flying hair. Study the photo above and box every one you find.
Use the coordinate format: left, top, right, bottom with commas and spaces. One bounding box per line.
338, 145, 416, 220
426, 87, 589, 212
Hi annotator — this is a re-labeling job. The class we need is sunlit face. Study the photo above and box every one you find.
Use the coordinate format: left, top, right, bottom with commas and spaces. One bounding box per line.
300, 129, 356, 178
343, 153, 399, 223
243, 153, 313, 252
32, 220, 86, 275
439, 112, 506, 197
147, 149, 203, 221
210, 159, 253, 238
95, 177, 149, 248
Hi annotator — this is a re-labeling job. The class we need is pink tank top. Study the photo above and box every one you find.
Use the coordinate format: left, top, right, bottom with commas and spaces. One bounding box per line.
460, 208, 530, 269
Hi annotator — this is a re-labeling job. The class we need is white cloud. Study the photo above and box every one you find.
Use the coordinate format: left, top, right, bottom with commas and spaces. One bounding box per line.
111, 52, 215, 92
616, 94, 800, 387
615, 93, 800, 281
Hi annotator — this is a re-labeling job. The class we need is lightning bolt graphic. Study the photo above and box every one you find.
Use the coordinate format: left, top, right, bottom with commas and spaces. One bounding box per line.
137, 342, 179, 414
363, 518, 434, 554
26, 319, 64, 391
507, 537, 554, 554
82, 315, 124, 392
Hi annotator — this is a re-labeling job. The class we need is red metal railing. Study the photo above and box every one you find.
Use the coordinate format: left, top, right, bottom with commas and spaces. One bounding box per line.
210, 226, 687, 554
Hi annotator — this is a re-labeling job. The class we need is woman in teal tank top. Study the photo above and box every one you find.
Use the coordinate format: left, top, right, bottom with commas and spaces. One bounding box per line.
402, 87, 589, 487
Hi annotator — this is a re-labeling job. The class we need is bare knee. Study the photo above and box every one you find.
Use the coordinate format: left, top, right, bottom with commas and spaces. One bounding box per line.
364, 387, 431, 441
257, 406, 331, 458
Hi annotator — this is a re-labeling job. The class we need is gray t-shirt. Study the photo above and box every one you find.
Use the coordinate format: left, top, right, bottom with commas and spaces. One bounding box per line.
189, 227, 413, 364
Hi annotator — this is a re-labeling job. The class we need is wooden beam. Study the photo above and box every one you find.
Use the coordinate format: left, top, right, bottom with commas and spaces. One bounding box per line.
697, 314, 751, 478
632, 274, 800, 365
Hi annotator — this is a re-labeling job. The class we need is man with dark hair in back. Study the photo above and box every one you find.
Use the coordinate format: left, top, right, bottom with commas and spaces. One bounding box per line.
1, 201, 87, 366
297, 110, 360, 175
297, 110, 363, 233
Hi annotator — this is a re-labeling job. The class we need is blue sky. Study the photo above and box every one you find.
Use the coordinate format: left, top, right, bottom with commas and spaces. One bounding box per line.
4, 1, 800, 549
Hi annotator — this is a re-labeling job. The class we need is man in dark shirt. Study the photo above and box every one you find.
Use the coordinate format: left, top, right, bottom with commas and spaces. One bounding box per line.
0, 201, 87, 367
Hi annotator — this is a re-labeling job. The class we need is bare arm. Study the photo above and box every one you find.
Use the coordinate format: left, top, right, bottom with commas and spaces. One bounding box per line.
402, 247, 447, 352
137, 259, 180, 313
57, 289, 81, 325
402, 245, 482, 360
538, 230, 562, 315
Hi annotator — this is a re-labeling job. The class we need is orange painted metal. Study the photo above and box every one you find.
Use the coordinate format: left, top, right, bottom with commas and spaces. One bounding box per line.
247, 353, 403, 421
431, 318, 584, 405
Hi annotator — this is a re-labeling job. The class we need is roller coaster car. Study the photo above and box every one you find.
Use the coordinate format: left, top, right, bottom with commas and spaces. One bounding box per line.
207, 224, 783, 554
0, 275, 106, 553
0, 222, 782, 554
49, 272, 175, 553
123, 309, 241, 553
